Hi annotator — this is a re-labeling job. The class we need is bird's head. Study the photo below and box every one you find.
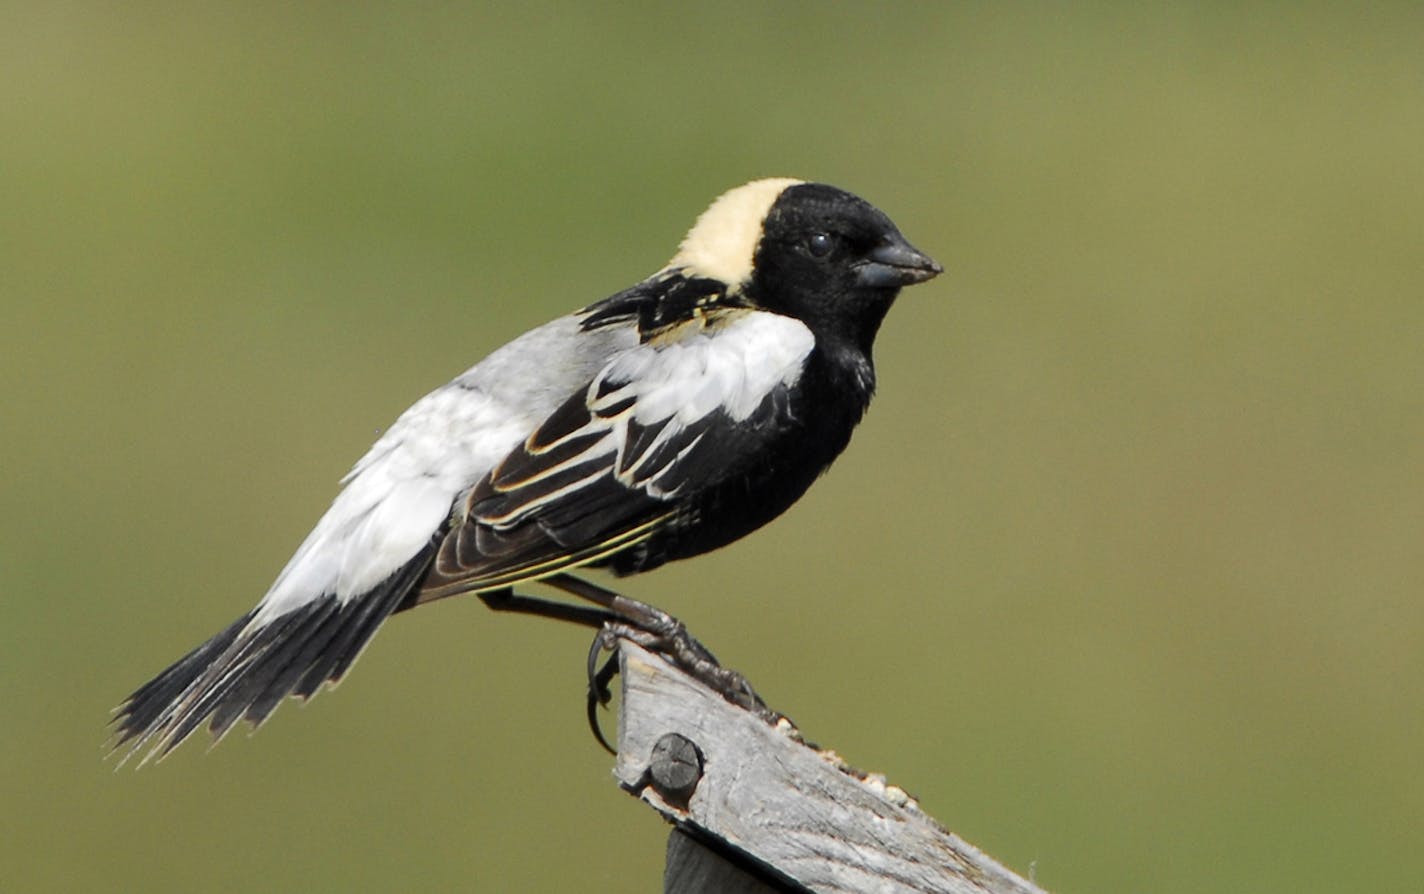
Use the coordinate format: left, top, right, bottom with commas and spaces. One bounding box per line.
669, 178, 942, 352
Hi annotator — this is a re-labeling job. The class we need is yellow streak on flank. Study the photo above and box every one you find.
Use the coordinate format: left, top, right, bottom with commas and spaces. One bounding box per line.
421, 514, 675, 601
668, 178, 803, 286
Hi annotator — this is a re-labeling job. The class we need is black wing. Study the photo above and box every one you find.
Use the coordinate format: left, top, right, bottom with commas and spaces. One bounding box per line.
415, 312, 809, 602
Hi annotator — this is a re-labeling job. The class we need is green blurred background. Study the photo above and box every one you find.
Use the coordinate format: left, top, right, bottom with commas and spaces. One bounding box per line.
4, 4, 1421, 892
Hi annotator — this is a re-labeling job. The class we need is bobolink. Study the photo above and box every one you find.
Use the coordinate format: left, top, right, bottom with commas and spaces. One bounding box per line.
112, 178, 941, 763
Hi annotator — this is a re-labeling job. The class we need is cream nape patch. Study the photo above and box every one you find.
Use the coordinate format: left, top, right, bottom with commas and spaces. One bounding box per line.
667, 177, 804, 287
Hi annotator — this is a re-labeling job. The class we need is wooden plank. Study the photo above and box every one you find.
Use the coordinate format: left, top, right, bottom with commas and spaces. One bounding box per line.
612, 640, 1049, 894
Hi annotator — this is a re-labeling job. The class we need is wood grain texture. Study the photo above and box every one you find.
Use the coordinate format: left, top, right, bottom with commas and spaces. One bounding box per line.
613, 640, 1050, 894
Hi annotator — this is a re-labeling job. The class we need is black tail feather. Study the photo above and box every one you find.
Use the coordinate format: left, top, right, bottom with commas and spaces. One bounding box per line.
204, 605, 330, 739
242, 599, 346, 724
111, 609, 255, 745
110, 538, 439, 765
294, 547, 434, 698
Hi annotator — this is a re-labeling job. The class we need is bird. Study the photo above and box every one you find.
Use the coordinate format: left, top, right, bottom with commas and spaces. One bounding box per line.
110, 177, 942, 764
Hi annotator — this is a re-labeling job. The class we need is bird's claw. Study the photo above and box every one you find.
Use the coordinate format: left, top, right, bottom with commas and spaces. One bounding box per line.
584, 618, 780, 755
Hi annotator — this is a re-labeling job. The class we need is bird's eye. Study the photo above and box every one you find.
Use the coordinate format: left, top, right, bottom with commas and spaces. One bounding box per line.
806, 232, 835, 258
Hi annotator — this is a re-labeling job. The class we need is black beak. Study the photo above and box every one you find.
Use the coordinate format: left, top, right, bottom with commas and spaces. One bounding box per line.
855, 236, 943, 288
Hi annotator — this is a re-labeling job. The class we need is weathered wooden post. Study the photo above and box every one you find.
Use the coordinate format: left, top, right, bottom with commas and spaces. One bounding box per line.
611, 639, 1051, 894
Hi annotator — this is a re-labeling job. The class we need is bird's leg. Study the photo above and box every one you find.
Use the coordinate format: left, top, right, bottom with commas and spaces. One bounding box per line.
544, 574, 774, 722
477, 587, 617, 628
542, 574, 718, 664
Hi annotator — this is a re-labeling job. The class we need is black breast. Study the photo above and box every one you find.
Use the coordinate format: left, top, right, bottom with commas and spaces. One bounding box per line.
604, 340, 874, 574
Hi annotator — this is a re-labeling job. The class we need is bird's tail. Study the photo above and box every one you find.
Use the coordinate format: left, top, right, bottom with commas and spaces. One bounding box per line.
108, 540, 438, 767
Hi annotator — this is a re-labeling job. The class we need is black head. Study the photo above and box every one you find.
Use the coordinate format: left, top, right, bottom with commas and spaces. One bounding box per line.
747, 182, 939, 351
666, 179, 939, 355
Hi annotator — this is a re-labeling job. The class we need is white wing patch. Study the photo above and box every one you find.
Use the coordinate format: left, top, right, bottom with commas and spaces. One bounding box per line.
606, 310, 814, 425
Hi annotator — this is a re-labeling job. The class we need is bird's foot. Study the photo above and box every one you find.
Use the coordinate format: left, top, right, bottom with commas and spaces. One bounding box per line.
585, 616, 781, 754
538, 574, 782, 750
